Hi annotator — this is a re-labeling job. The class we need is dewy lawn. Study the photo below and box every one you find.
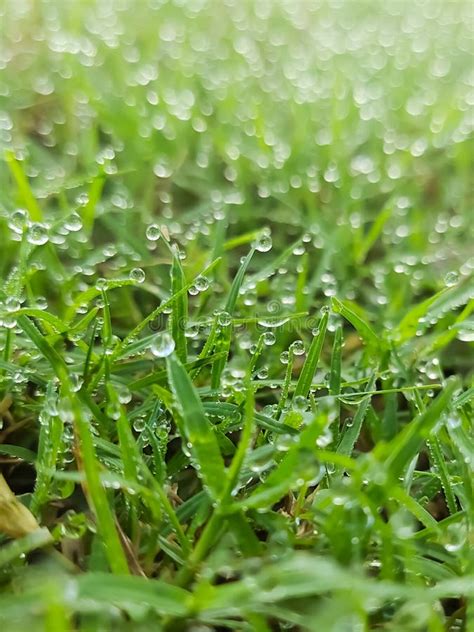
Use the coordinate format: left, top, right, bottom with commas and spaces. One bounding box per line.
0, 1, 473, 631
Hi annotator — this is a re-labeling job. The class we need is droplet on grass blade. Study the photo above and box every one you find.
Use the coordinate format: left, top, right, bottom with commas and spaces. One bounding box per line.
444, 271, 459, 287
217, 311, 232, 326
129, 267, 146, 283
262, 331, 276, 346
291, 340, 305, 356
27, 223, 49, 245
195, 275, 209, 292
8, 209, 28, 234
151, 331, 175, 358
64, 212, 83, 232
255, 234, 272, 252
146, 223, 161, 241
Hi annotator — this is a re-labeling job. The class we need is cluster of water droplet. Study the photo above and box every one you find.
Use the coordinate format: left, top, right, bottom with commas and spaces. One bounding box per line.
0, 2, 472, 595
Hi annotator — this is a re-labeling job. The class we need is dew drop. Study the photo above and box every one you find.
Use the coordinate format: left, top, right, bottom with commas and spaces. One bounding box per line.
27, 223, 49, 245
117, 386, 132, 404
64, 212, 83, 232
444, 271, 459, 287
195, 275, 209, 292
130, 268, 146, 284
150, 331, 175, 358
133, 417, 146, 432
217, 311, 232, 326
146, 223, 161, 241
255, 234, 272, 253
280, 351, 289, 365
293, 395, 308, 412
262, 331, 276, 346
291, 340, 305, 356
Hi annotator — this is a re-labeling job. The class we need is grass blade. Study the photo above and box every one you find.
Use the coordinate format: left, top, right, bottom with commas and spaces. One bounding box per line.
5, 150, 43, 221
331, 297, 381, 350
293, 309, 329, 398
337, 374, 376, 457
383, 377, 459, 478
167, 354, 226, 500
170, 245, 188, 363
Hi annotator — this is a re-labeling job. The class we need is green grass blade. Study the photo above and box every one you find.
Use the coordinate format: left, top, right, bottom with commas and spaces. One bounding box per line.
170, 246, 188, 363
293, 309, 329, 398
329, 325, 342, 397
383, 377, 460, 478
240, 415, 324, 511
167, 354, 226, 500
355, 203, 392, 264
337, 374, 376, 457
225, 247, 255, 314
331, 297, 381, 350
4, 150, 43, 221
77, 573, 191, 616
67, 391, 130, 575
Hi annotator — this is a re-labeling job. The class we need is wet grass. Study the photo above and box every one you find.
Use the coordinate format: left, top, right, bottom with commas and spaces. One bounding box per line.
0, 1, 473, 630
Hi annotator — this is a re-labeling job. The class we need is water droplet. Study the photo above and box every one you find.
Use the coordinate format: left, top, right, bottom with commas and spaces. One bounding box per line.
117, 386, 132, 404
8, 209, 28, 234
185, 324, 200, 338
5, 297, 21, 312
280, 351, 289, 365
106, 401, 121, 421
444, 271, 459, 287
130, 267, 146, 284
249, 453, 273, 473
262, 331, 276, 346
133, 417, 146, 432
44, 396, 58, 416
146, 224, 161, 241
70, 374, 83, 392
217, 311, 232, 326
291, 340, 305, 356
35, 296, 48, 310
255, 234, 272, 252
64, 212, 83, 232
293, 395, 308, 412
150, 331, 175, 358
27, 223, 49, 245
58, 398, 74, 424
316, 428, 333, 448
195, 275, 209, 292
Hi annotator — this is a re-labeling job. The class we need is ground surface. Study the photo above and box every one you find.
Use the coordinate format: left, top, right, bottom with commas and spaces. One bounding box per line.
0, 1, 473, 630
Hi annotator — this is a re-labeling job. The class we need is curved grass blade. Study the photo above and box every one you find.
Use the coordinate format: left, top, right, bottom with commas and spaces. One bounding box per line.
0, 528, 52, 568
329, 325, 342, 397
108, 385, 190, 555
224, 247, 255, 314
170, 246, 188, 363
211, 247, 255, 387
238, 415, 324, 511
331, 297, 381, 350
5, 150, 43, 221
167, 354, 226, 500
383, 377, 459, 478
337, 374, 376, 457
395, 277, 474, 343
77, 573, 191, 617
293, 309, 329, 399
355, 203, 392, 264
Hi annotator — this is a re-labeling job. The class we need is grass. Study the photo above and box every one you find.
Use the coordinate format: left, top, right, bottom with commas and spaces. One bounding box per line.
0, 0, 473, 630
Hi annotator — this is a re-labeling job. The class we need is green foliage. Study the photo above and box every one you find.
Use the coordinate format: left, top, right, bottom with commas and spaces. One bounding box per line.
0, 1, 472, 630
